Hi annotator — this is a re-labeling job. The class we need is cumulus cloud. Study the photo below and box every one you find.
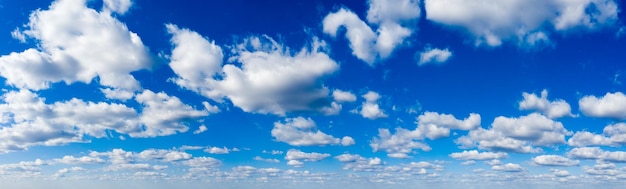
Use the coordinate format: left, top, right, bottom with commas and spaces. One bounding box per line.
333, 89, 357, 103
579, 92, 626, 119
0, 0, 151, 92
519, 89, 573, 119
253, 156, 280, 163
449, 150, 508, 161
531, 155, 580, 166
103, 0, 132, 14
54, 156, 105, 165
418, 47, 453, 66
567, 147, 626, 162
205, 147, 231, 154
167, 25, 339, 116
456, 113, 570, 153
272, 117, 352, 146
356, 91, 388, 119
285, 149, 330, 162
193, 125, 208, 134
371, 112, 480, 158
425, 0, 619, 47
492, 163, 524, 172
322, 0, 420, 65
137, 149, 192, 162
567, 123, 626, 147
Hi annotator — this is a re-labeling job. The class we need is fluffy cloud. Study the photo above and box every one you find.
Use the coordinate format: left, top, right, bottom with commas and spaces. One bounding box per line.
371, 112, 479, 158
332, 89, 357, 103
335, 154, 365, 163
567, 123, 626, 147
492, 163, 524, 172
54, 156, 105, 165
0, 0, 150, 91
567, 147, 626, 162
356, 91, 388, 119
456, 113, 570, 153
253, 156, 280, 163
418, 47, 453, 66
103, 0, 132, 14
425, 0, 619, 47
136, 149, 191, 162
285, 149, 330, 162
322, 0, 420, 65
531, 155, 580, 166
167, 25, 339, 116
272, 117, 352, 146
519, 89, 573, 119
182, 157, 222, 168
449, 150, 508, 161
579, 92, 626, 119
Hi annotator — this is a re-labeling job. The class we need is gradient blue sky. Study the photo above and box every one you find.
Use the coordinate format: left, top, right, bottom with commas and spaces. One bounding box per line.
1, 0, 626, 188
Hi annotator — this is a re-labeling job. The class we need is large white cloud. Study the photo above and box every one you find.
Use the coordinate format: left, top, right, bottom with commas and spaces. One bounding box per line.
492, 163, 524, 172
167, 25, 339, 116
371, 112, 479, 158
356, 91, 388, 119
103, 0, 132, 14
271, 117, 352, 146
519, 89, 573, 119
567, 147, 626, 162
284, 149, 330, 167
456, 113, 570, 153
449, 150, 508, 161
322, 0, 420, 65
579, 92, 626, 119
567, 123, 626, 147
0, 0, 151, 92
425, 0, 619, 47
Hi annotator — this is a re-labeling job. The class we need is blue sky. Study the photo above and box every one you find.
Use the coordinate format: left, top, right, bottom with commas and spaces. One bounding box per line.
1, 0, 626, 188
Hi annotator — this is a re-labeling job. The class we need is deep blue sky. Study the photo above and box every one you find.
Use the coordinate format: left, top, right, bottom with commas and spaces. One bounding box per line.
1, 0, 626, 188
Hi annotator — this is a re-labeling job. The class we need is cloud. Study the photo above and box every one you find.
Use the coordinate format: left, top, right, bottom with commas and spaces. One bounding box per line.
531, 155, 580, 166
205, 147, 231, 154
519, 89, 573, 119
424, 0, 619, 47
182, 157, 222, 168
102, 0, 132, 14
492, 163, 524, 172
54, 156, 105, 165
322, 0, 420, 65
579, 92, 626, 119
449, 150, 508, 161
341, 136, 356, 146
193, 125, 208, 134
371, 112, 479, 158
356, 91, 388, 119
0, 0, 151, 91
418, 47, 453, 66
567, 123, 626, 147
285, 149, 330, 163
136, 149, 191, 162
567, 147, 626, 162
167, 25, 339, 116
335, 154, 365, 162
272, 117, 351, 146
253, 156, 280, 163
332, 89, 357, 103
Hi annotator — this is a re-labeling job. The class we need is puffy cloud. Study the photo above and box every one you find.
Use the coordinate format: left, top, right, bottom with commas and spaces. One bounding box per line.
567, 147, 626, 162
205, 147, 231, 154
167, 25, 339, 116
519, 89, 573, 119
418, 47, 453, 66
253, 156, 280, 163
356, 91, 388, 119
0, 0, 151, 91
54, 155, 105, 165
193, 125, 208, 134
335, 154, 365, 163
272, 117, 351, 146
456, 113, 569, 153
182, 157, 222, 168
425, 0, 619, 47
136, 149, 191, 162
322, 0, 420, 65
103, 0, 132, 14
449, 150, 508, 161
285, 149, 330, 163
579, 92, 626, 119
567, 123, 626, 147
332, 89, 357, 103
492, 163, 524, 172
371, 112, 479, 158
531, 155, 580, 166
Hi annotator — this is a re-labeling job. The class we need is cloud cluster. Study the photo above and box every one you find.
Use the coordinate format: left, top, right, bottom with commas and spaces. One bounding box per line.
519, 89, 573, 119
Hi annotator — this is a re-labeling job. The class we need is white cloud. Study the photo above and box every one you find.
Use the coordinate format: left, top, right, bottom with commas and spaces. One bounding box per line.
357, 91, 388, 119
167, 26, 339, 116
205, 147, 231, 154
0, 0, 150, 91
566, 123, 626, 147
137, 149, 191, 162
322, 0, 419, 65
271, 117, 346, 146
418, 47, 453, 66
567, 147, 626, 162
193, 125, 208, 134
341, 136, 356, 146
103, 0, 132, 14
285, 149, 330, 162
54, 155, 105, 165
262, 150, 284, 155
531, 155, 580, 166
449, 150, 508, 161
182, 157, 222, 168
519, 89, 573, 119
333, 89, 357, 103
424, 0, 619, 47
335, 154, 365, 162
253, 156, 280, 163
579, 92, 626, 119
492, 163, 524, 172
371, 112, 480, 158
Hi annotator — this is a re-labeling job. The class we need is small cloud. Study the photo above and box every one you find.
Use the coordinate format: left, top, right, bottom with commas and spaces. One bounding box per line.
193, 125, 208, 134
417, 47, 452, 66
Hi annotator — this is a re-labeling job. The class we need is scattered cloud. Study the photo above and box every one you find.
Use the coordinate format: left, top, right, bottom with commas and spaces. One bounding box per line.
579, 92, 626, 119
531, 155, 580, 166
272, 117, 351, 146
567, 147, 626, 162
519, 89, 573, 119
449, 150, 508, 161
492, 163, 524, 172
356, 91, 388, 119
418, 47, 453, 66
